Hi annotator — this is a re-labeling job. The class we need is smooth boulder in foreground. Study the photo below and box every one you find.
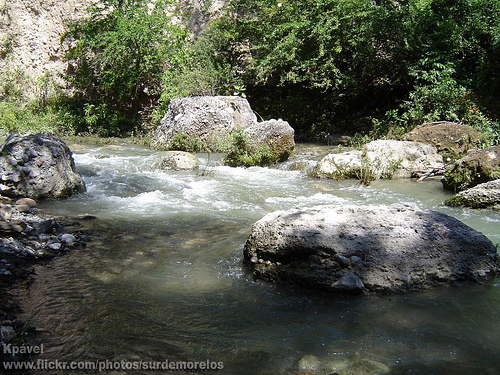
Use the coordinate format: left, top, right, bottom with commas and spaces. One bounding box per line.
0, 134, 86, 200
244, 204, 498, 294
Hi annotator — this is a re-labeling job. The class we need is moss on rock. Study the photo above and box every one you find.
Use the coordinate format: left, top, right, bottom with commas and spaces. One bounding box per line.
442, 146, 500, 192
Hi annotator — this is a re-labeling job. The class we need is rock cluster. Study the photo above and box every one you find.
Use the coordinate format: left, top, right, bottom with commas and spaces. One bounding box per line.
150, 96, 295, 164
0, 197, 82, 266
0, 194, 86, 359
0, 133, 86, 200
244, 203, 498, 294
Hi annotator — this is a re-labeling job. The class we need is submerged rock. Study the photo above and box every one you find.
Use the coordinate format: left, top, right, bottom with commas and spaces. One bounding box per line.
404, 121, 482, 159
442, 146, 500, 192
152, 151, 200, 171
0, 134, 86, 200
69, 143, 90, 152
316, 140, 443, 180
150, 96, 257, 150
297, 353, 390, 375
244, 204, 498, 294
445, 179, 500, 209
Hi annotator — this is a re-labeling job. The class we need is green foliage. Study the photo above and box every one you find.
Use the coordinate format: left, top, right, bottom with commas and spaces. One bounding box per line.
223, 129, 276, 167
217, 0, 500, 139
444, 194, 467, 208
168, 132, 204, 153
0, 62, 76, 135
443, 158, 500, 192
0, 100, 75, 135
62, 0, 189, 136
154, 24, 246, 126
5, 0, 500, 142
371, 61, 500, 143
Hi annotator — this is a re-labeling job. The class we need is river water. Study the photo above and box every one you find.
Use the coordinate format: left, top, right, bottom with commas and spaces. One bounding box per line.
19, 143, 500, 374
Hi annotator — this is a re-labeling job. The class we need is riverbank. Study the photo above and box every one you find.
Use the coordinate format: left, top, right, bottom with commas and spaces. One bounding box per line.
0, 198, 93, 368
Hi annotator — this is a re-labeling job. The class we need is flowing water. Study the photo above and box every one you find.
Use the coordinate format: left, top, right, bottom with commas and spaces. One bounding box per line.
19, 143, 500, 374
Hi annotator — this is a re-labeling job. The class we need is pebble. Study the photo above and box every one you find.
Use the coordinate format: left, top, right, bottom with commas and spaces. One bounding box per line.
350, 256, 363, 265
36, 220, 54, 235
334, 254, 351, 268
15, 198, 37, 208
331, 274, 365, 292
307, 254, 323, 264
323, 260, 339, 269
0, 326, 16, 342
15, 204, 31, 213
24, 248, 37, 257
60, 233, 76, 245
38, 234, 50, 242
0, 268, 12, 276
48, 242, 62, 251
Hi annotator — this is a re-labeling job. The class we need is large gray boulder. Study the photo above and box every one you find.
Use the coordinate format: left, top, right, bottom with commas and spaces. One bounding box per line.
244, 119, 295, 162
244, 204, 498, 294
446, 179, 500, 209
0, 134, 86, 200
150, 96, 257, 150
316, 140, 444, 180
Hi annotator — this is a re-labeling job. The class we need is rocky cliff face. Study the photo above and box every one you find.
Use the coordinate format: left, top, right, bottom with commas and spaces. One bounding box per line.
0, 0, 224, 84
0, 0, 91, 79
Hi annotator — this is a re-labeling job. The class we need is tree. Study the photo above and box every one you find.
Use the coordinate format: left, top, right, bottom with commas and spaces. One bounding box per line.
217, 0, 500, 138
62, 0, 188, 135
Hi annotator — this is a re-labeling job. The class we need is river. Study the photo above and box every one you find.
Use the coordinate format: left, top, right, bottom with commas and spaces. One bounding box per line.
18, 143, 500, 374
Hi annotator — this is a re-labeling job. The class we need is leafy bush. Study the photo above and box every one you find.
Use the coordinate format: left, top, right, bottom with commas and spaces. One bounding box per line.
222, 129, 276, 167
371, 61, 500, 144
62, 0, 189, 136
0, 100, 75, 135
152, 24, 246, 127
216, 0, 500, 139
168, 133, 204, 153
0, 60, 76, 135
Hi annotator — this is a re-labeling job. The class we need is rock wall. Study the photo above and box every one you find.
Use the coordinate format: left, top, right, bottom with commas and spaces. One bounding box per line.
0, 0, 224, 84
0, 0, 91, 79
